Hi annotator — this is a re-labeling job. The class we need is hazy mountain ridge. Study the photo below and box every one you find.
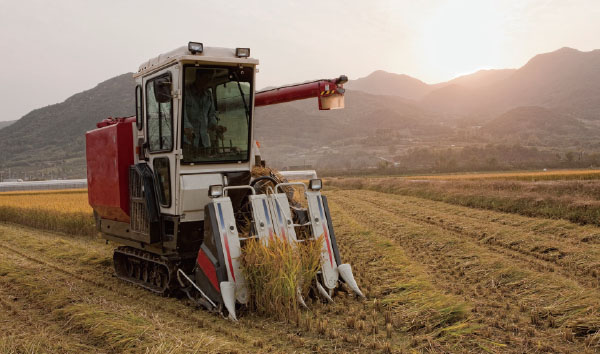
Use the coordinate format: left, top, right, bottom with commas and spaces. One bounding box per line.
0, 120, 15, 131
3, 46, 600, 177
345, 70, 432, 100
350, 48, 600, 120
348, 68, 518, 101
254, 89, 443, 149
439, 69, 517, 89
0, 73, 134, 176
425, 48, 600, 118
481, 106, 593, 146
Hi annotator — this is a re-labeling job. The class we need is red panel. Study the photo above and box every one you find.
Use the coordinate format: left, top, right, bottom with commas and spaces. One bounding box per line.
86, 117, 135, 222
197, 249, 220, 292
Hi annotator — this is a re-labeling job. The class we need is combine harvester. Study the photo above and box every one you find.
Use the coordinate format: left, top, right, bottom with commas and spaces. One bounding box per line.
85, 42, 363, 320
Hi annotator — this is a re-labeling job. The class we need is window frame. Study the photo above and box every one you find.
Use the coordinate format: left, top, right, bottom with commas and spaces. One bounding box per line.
135, 85, 143, 131
180, 64, 253, 165
152, 157, 172, 208
145, 72, 174, 153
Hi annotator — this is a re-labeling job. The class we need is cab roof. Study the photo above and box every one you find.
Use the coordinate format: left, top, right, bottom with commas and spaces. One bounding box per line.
135, 45, 259, 78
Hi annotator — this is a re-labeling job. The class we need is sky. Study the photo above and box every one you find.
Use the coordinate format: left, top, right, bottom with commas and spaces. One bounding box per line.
1, 0, 600, 122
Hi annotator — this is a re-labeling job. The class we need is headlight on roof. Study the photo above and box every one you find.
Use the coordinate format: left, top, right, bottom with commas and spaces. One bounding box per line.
236, 48, 250, 58
188, 41, 203, 54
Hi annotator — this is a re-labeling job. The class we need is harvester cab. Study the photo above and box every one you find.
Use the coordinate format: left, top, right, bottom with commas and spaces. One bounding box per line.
86, 42, 362, 320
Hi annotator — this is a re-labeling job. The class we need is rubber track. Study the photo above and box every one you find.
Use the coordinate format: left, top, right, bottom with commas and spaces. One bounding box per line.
113, 246, 178, 295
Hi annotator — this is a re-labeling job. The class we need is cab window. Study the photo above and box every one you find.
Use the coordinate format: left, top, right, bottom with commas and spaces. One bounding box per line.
153, 157, 171, 207
146, 74, 173, 152
135, 85, 143, 130
181, 65, 252, 163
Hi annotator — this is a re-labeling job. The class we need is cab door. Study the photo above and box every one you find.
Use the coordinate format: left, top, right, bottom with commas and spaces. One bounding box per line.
143, 66, 180, 217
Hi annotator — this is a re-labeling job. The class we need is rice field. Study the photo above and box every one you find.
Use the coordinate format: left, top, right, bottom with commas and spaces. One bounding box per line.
0, 189, 94, 236
395, 169, 600, 181
1, 171, 600, 352
328, 172, 600, 226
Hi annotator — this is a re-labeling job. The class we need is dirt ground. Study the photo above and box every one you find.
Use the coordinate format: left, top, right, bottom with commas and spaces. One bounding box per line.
1, 189, 599, 353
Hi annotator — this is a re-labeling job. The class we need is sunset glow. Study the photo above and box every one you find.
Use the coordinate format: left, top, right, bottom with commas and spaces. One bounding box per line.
418, 1, 508, 80
1, 0, 600, 120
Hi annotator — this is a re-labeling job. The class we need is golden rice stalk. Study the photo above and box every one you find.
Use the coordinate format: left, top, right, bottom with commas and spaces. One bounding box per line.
251, 166, 305, 207
240, 236, 323, 318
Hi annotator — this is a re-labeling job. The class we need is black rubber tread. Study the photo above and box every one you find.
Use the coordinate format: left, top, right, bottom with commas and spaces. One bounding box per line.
113, 246, 179, 296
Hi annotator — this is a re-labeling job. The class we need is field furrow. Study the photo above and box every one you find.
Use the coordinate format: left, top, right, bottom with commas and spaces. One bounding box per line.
2, 184, 600, 353
329, 190, 600, 353
0, 224, 329, 353
0, 282, 101, 353
343, 189, 600, 288
0, 241, 243, 353
0, 222, 403, 352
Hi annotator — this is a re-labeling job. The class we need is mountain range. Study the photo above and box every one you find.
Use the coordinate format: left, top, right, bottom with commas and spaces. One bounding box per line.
350, 47, 600, 121
1, 47, 599, 177
0, 120, 15, 131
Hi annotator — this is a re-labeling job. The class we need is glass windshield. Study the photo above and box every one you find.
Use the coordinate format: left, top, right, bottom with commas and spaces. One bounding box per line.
182, 65, 252, 163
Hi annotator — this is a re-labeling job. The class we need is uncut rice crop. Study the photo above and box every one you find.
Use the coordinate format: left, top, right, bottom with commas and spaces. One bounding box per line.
0, 189, 91, 213
394, 169, 600, 181
240, 236, 323, 319
0, 189, 95, 236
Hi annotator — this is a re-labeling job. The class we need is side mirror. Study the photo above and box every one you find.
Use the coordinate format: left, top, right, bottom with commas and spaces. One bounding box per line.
153, 77, 172, 103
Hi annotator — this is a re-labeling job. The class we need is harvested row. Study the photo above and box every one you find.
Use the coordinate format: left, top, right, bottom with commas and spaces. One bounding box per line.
330, 190, 600, 353
381, 169, 600, 181
0, 219, 443, 352
0, 199, 497, 353
328, 176, 600, 225
3, 186, 599, 352
343, 189, 600, 288
0, 226, 242, 353
0, 223, 377, 353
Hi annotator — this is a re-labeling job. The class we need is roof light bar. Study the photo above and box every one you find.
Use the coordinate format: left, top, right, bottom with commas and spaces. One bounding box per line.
236, 48, 250, 58
188, 42, 203, 54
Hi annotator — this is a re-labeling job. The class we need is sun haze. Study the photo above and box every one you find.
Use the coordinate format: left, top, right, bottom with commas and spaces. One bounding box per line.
0, 0, 599, 121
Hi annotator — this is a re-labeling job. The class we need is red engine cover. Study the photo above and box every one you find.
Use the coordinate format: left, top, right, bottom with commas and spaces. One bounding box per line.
86, 117, 135, 222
